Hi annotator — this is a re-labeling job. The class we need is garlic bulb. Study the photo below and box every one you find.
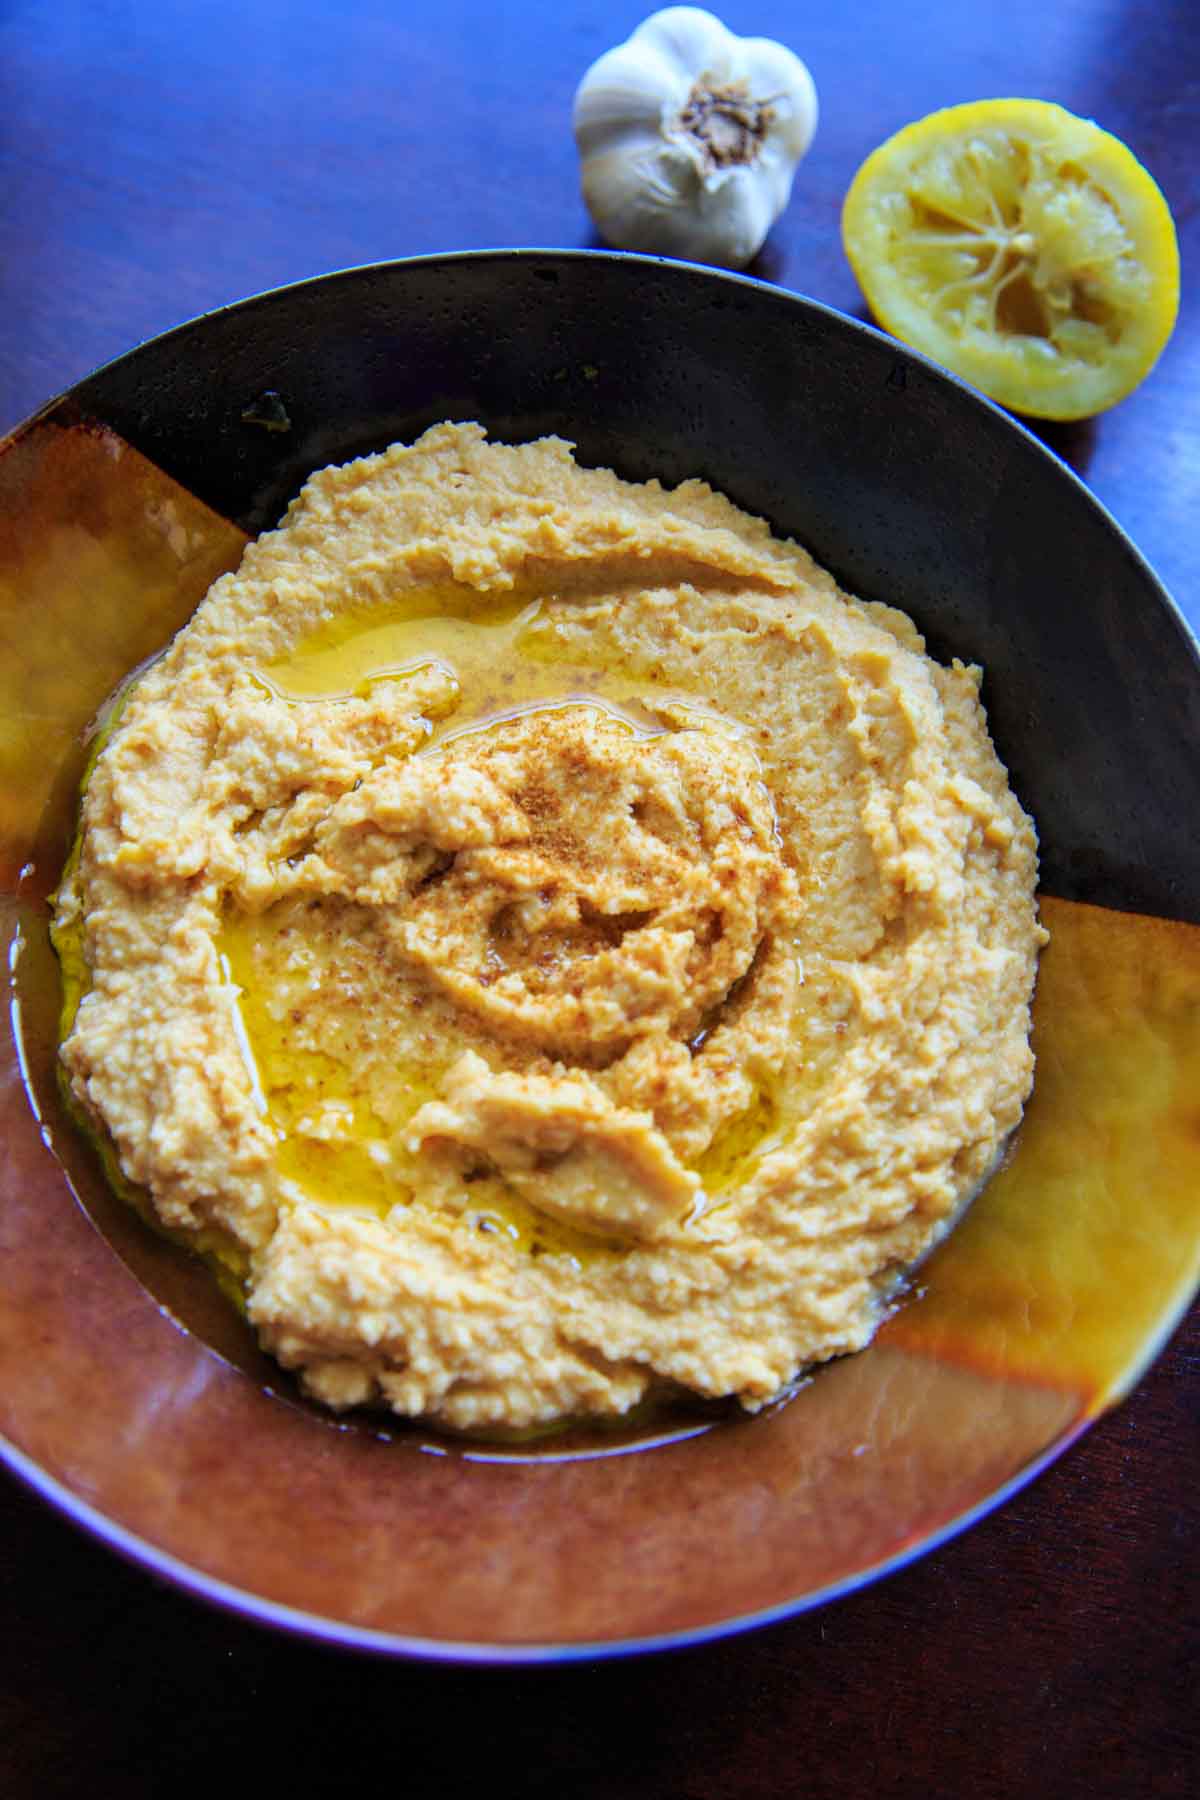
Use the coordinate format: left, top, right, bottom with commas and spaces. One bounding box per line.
573, 7, 818, 269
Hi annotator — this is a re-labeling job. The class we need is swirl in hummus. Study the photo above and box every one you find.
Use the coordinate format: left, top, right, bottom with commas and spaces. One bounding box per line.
54, 423, 1046, 1433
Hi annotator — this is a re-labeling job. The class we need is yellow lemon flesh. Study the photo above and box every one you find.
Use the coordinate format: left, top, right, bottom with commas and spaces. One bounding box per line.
842, 99, 1179, 420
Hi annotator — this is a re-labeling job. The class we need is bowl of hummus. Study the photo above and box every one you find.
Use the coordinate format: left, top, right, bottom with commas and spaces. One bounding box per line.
3, 251, 1199, 1658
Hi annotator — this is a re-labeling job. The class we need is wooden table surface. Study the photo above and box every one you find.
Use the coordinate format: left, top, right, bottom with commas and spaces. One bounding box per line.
1, 3, 1196, 1795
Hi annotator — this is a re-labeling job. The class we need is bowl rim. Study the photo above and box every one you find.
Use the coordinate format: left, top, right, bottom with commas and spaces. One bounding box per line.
10, 245, 1198, 677
2, 1413, 1092, 1663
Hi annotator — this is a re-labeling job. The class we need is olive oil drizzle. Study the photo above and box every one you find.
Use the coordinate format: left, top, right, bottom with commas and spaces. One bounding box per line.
229, 579, 791, 1237
54, 577, 792, 1291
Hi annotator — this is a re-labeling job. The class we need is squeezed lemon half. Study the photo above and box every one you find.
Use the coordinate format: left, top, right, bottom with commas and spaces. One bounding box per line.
842, 99, 1180, 419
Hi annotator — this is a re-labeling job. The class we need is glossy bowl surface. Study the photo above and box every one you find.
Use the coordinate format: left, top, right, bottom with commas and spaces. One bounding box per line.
2, 251, 1199, 1660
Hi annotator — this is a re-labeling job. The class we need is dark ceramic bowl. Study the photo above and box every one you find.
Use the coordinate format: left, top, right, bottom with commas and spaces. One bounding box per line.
3, 251, 1199, 1661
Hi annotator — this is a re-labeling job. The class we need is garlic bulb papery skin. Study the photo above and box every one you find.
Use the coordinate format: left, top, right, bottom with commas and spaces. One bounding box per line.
573, 7, 818, 269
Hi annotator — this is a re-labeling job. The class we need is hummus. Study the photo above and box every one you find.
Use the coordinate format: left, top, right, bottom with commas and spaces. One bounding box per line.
54, 423, 1046, 1433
